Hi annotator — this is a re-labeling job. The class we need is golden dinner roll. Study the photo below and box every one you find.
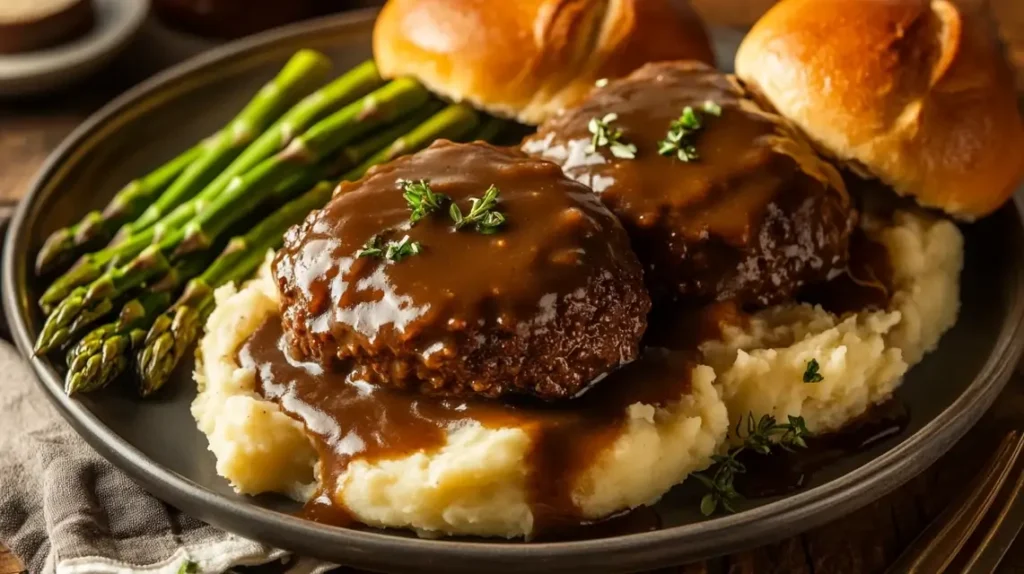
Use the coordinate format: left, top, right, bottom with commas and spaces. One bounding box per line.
372, 0, 716, 125
735, 0, 1024, 220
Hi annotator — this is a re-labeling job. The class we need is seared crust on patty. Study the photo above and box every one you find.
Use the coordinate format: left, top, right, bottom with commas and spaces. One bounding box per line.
524, 61, 855, 307
274, 141, 651, 400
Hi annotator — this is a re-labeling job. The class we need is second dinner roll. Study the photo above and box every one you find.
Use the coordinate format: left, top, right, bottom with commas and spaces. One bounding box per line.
372, 0, 715, 125
736, 0, 1024, 220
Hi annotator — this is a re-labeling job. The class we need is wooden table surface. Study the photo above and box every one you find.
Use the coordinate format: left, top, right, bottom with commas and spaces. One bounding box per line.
3, 3, 1024, 573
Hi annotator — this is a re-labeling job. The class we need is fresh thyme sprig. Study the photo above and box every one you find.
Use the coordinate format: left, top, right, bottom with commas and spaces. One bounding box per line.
363, 180, 504, 261
587, 113, 637, 159
355, 235, 384, 259
399, 178, 449, 224
450, 184, 505, 234
657, 100, 721, 163
385, 235, 422, 261
694, 412, 811, 516
356, 234, 422, 262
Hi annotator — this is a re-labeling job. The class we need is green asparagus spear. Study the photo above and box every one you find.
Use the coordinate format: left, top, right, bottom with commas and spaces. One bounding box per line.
36, 246, 168, 354
62, 248, 208, 394
37, 51, 334, 311
125, 105, 455, 391
34, 158, 309, 355
35, 144, 205, 276
339, 103, 482, 179
136, 103, 482, 393
242, 100, 447, 213
170, 77, 431, 256
331, 99, 445, 171
472, 116, 509, 143
64, 290, 174, 394
36, 87, 435, 352
137, 180, 335, 395
112, 60, 381, 244
115, 50, 333, 240
38, 79, 429, 314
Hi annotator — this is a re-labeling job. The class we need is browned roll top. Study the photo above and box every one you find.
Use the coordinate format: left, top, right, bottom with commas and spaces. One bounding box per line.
274, 140, 650, 400
372, 0, 716, 125
523, 61, 855, 307
736, 0, 1024, 221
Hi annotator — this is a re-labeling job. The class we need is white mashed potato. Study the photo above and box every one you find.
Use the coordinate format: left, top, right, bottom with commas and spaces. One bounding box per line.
701, 210, 962, 436
192, 208, 962, 538
193, 253, 729, 537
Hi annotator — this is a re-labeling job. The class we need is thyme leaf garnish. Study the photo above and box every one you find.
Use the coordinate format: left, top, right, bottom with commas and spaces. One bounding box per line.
657, 100, 721, 163
803, 359, 824, 383
400, 178, 449, 224
355, 235, 384, 259
449, 184, 505, 234
357, 234, 422, 262
587, 113, 637, 159
695, 412, 811, 516
385, 235, 422, 261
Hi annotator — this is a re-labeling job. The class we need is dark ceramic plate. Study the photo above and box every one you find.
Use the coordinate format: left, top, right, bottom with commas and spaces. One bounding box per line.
4, 10, 1024, 574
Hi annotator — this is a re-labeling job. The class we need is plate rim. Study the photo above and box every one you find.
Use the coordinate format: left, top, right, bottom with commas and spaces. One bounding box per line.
5, 11, 1024, 572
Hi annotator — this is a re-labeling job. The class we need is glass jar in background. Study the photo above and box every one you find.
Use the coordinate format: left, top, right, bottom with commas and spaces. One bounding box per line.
153, 0, 385, 40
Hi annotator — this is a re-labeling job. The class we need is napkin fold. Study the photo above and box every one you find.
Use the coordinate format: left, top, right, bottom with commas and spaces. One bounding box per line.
0, 340, 330, 574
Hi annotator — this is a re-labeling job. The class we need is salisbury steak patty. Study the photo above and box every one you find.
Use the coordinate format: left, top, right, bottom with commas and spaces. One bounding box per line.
523, 61, 855, 307
274, 141, 651, 400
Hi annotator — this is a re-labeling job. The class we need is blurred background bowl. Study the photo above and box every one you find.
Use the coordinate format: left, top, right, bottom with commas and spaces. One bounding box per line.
0, 0, 149, 97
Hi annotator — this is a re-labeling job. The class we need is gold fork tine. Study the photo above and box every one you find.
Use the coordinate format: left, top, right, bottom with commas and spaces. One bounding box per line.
885, 430, 1024, 574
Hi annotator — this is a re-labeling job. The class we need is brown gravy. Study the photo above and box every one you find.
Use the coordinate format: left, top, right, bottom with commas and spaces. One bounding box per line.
240, 317, 697, 536
523, 61, 854, 307
737, 400, 910, 498
240, 224, 905, 536
800, 229, 894, 315
272, 141, 650, 401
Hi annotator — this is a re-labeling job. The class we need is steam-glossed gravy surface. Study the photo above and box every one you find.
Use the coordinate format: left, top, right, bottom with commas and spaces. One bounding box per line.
523, 61, 855, 307
239, 316, 697, 535
273, 140, 650, 400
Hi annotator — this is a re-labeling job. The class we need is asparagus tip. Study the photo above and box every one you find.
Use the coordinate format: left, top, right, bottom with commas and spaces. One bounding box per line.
138, 372, 166, 398
35, 229, 73, 276
138, 334, 174, 395
110, 227, 129, 245
34, 328, 62, 355
35, 303, 70, 354
38, 262, 103, 312
64, 374, 81, 395
71, 211, 107, 247
172, 230, 210, 259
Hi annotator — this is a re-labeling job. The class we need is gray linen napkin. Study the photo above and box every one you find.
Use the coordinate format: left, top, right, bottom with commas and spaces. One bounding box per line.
0, 340, 332, 574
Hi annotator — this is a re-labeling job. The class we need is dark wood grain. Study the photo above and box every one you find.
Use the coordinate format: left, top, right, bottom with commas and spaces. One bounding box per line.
1, 4, 1024, 573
